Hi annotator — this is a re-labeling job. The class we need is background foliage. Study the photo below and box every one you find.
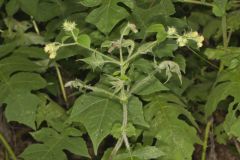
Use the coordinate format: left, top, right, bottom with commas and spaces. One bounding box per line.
0, 0, 240, 160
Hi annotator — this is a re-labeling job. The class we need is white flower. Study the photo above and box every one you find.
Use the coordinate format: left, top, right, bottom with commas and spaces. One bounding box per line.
44, 43, 60, 59
167, 27, 177, 35
185, 31, 198, 38
177, 36, 188, 47
63, 20, 76, 32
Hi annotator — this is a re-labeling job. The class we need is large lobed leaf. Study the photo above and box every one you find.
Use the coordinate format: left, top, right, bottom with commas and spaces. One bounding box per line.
69, 94, 148, 154
0, 56, 47, 128
20, 128, 89, 160
83, 0, 134, 34
144, 94, 200, 160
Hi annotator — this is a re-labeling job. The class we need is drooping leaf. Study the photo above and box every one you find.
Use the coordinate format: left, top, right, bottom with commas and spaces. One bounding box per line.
20, 128, 89, 160
69, 94, 122, 154
157, 60, 182, 84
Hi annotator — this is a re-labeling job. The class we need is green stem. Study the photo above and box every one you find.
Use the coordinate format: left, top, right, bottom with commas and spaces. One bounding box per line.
109, 24, 132, 160
187, 47, 219, 69
234, 139, 240, 156
0, 132, 17, 160
54, 63, 68, 105
62, 42, 120, 65
201, 119, 213, 160
31, 16, 40, 35
222, 15, 228, 51
124, 41, 157, 65
74, 81, 120, 100
219, 14, 228, 73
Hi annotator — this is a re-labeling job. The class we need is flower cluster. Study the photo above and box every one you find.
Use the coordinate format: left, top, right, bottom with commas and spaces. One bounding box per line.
63, 20, 76, 32
44, 42, 61, 59
167, 27, 204, 48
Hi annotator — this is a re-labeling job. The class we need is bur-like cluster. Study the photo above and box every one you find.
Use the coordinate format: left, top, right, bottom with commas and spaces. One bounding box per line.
63, 20, 76, 32
44, 42, 60, 59
167, 27, 204, 48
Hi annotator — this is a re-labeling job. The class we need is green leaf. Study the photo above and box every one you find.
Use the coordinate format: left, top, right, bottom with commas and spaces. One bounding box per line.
0, 42, 18, 58
81, 52, 105, 70
0, 0, 3, 7
6, 0, 20, 16
153, 40, 178, 58
157, 60, 182, 84
144, 96, 200, 160
36, 94, 67, 128
79, 0, 101, 7
18, 0, 63, 21
114, 146, 165, 160
205, 68, 240, 118
128, 96, 149, 127
77, 34, 91, 48
20, 128, 89, 160
212, 0, 228, 17
147, 24, 167, 43
0, 73, 47, 128
85, 0, 134, 34
223, 103, 240, 141
131, 0, 175, 37
69, 94, 122, 154
132, 76, 169, 95
136, 41, 157, 55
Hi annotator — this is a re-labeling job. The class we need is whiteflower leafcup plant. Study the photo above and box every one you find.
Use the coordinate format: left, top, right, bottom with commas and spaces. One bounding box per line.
43, 21, 204, 159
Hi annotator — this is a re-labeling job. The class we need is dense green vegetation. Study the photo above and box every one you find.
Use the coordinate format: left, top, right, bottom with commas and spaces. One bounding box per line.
0, 0, 240, 160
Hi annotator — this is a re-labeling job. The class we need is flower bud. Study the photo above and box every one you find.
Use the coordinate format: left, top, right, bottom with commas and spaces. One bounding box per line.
63, 20, 76, 32
167, 27, 177, 35
44, 43, 60, 59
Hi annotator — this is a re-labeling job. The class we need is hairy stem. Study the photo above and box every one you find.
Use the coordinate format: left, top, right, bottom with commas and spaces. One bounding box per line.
0, 132, 17, 160
54, 63, 68, 106
74, 81, 120, 100
201, 119, 213, 160
109, 24, 132, 160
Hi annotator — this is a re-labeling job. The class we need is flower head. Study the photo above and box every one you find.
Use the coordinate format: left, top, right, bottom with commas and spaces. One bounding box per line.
167, 27, 177, 35
128, 23, 138, 33
44, 43, 60, 59
63, 20, 76, 32
177, 37, 188, 47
